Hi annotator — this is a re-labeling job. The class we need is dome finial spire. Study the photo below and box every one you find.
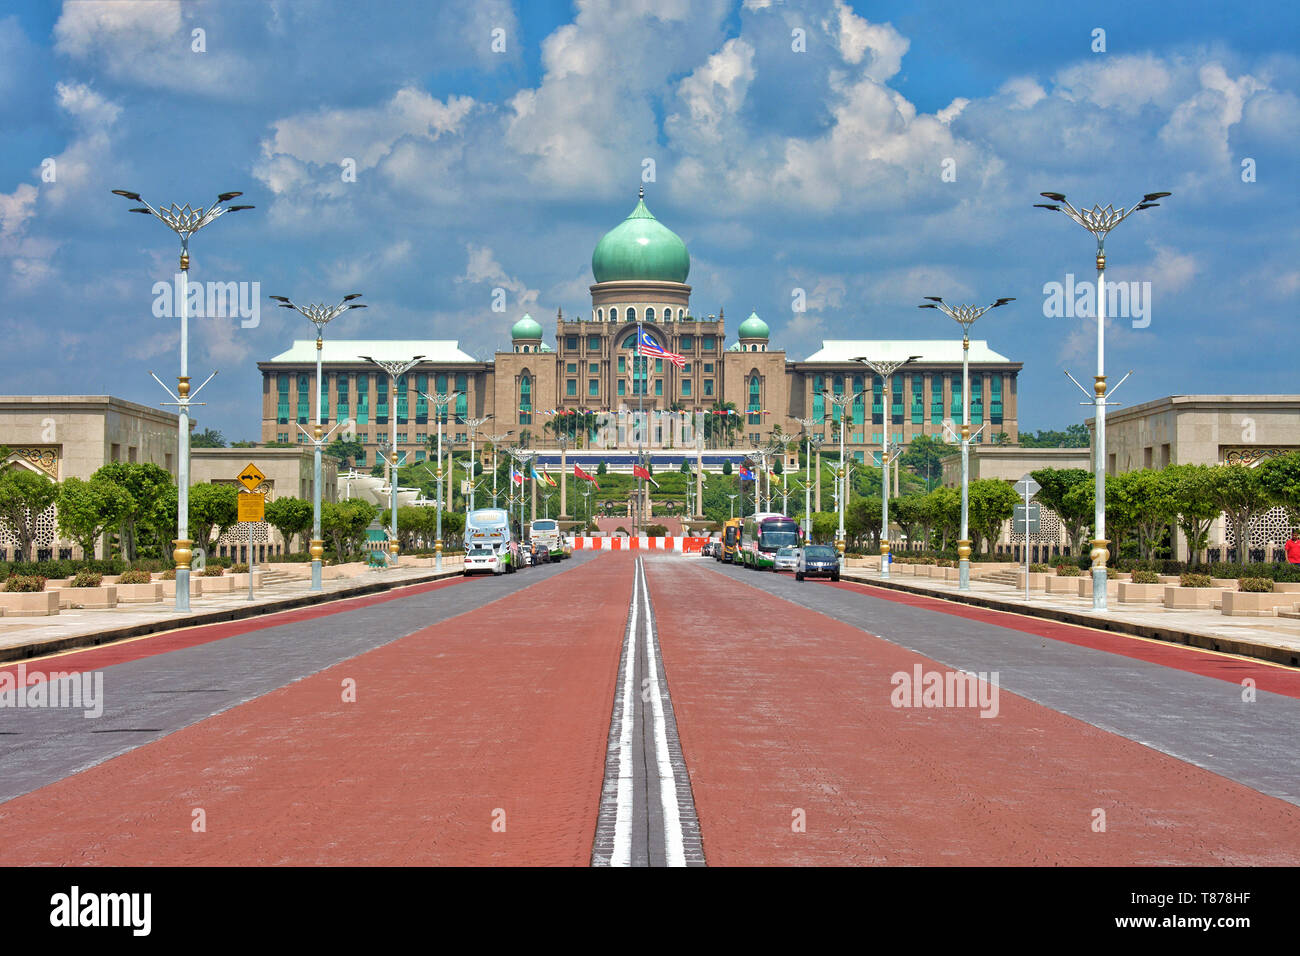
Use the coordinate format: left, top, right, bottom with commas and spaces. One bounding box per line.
638, 183, 644, 200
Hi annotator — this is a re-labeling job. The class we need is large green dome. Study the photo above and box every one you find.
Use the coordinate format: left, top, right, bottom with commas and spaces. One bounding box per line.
591, 190, 690, 284
511, 313, 542, 339
738, 311, 769, 339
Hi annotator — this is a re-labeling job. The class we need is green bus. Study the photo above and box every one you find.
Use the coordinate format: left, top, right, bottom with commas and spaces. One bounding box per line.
740, 512, 802, 570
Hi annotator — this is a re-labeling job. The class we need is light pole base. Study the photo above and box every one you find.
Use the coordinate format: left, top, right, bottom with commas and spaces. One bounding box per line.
310, 538, 324, 591
175, 567, 191, 613
957, 539, 971, 591
1091, 538, 1110, 611
311, 560, 322, 591
435, 539, 443, 572
880, 541, 890, 580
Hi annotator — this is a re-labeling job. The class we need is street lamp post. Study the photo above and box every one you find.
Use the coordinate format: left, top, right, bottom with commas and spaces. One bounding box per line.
462, 416, 492, 515
794, 417, 822, 539
268, 293, 366, 590
919, 297, 1014, 590
852, 355, 921, 580
1034, 190, 1169, 611
361, 355, 424, 566
727, 493, 738, 520
112, 188, 254, 612
507, 447, 535, 546
418, 389, 460, 571
823, 389, 861, 558
483, 431, 513, 508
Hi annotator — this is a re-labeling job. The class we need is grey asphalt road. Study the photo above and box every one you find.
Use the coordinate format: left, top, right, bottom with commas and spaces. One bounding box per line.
704, 557, 1300, 806
0, 553, 598, 806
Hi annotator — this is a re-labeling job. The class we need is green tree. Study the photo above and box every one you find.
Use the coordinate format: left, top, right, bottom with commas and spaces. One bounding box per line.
1109, 469, 1178, 561
189, 483, 240, 554
921, 486, 961, 550
722, 459, 733, 476
968, 478, 1018, 555
91, 462, 174, 561
1167, 464, 1219, 566
191, 427, 226, 448
265, 496, 314, 554
1030, 468, 1093, 556
1256, 451, 1300, 524
891, 495, 925, 550
810, 511, 839, 544
1209, 464, 1271, 565
901, 434, 946, 491
57, 476, 131, 560
323, 499, 378, 559
1020, 424, 1090, 448
0, 468, 60, 561
230, 439, 259, 448
596, 460, 608, 476
324, 437, 365, 468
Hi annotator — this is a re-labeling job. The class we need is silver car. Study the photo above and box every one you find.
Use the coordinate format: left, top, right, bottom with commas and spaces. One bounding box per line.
774, 546, 800, 572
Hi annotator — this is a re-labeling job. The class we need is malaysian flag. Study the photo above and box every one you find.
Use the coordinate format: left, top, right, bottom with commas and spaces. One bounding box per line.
637, 328, 685, 368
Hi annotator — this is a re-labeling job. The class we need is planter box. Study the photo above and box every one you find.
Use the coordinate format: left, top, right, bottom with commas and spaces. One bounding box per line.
43, 577, 72, 589
940, 567, 961, 582
1221, 591, 1300, 617
228, 571, 265, 590
0, 590, 59, 616
1273, 582, 1300, 593
116, 582, 164, 604
1163, 586, 1224, 610
1158, 575, 1182, 584
1076, 577, 1120, 600
1046, 576, 1083, 594
1016, 572, 1047, 591
56, 585, 117, 609
199, 576, 233, 594
161, 578, 202, 599
1118, 582, 1166, 604
1210, 578, 1240, 591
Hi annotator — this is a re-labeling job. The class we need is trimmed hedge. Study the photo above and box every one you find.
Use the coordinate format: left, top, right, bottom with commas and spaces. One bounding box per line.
4, 575, 46, 592
70, 570, 103, 588
1180, 573, 1213, 588
1056, 565, 1083, 577
1131, 570, 1161, 584
201, 566, 225, 577
118, 569, 152, 584
1238, 577, 1274, 593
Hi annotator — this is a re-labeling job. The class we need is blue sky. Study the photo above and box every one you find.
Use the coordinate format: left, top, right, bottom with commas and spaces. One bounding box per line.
1, 0, 1297, 441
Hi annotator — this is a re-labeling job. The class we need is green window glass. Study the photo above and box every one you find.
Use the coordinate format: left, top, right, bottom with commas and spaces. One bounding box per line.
911, 373, 923, 425
655, 358, 663, 374
812, 375, 824, 421
971, 377, 983, 426
519, 375, 531, 424
589, 379, 599, 397
588, 335, 600, 350
654, 380, 663, 396
748, 376, 761, 425
930, 374, 943, 424
681, 335, 694, 350
990, 376, 1003, 424
853, 374, 865, 425
376, 376, 388, 424
566, 379, 577, 396
297, 374, 310, 424
618, 356, 626, 374
336, 374, 349, 423
682, 380, 692, 397
566, 336, 578, 350
618, 380, 626, 396
396, 374, 409, 424
702, 336, 715, 350
320, 374, 330, 422
415, 374, 428, 424
567, 363, 577, 374
950, 376, 962, 420
832, 375, 843, 424
704, 363, 713, 373
356, 373, 369, 425
891, 376, 903, 425
704, 379, 714, 397
435, 373, 448, 423
455, 375, 468, 419
355, 449, 366, 467
277, 374, 290, 425
870, 375, 882, 424
588, 363, 598, 375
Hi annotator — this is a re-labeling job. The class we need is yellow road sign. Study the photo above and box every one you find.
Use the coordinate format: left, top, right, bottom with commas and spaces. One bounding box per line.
238, 492, 265, 523
238, 462, 266, 492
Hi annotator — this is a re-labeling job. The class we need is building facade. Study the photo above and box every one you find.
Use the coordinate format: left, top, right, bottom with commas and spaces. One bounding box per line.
257, 190, 1023, 467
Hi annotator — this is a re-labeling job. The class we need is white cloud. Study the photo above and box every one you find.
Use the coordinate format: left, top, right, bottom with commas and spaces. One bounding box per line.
829, 1, 908, 82
457, 244, 540, 316
999, 76, 1046, 110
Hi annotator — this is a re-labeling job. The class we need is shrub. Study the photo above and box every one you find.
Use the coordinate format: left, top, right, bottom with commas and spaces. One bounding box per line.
1056, 565, 1083, 577
1131, 570, 1161, 584
1180, 573, 1213, 588
201, 565, 225, 577
4, 575, 46, 592
118, 569, 152, 584
230, 563, 249, 573
160, 568, 177, 581
71, 570, 103, 588
1239, 577, 1273, 593
1029, 563, 1051, 573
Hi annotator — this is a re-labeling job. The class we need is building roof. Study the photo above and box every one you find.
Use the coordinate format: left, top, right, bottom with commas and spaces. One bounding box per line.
591, 189, 690, 284
264, 340, 477, 364
804, 340, 1012, 363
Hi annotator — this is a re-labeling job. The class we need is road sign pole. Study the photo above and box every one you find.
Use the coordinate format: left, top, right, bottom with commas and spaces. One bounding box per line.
1013, 474, 1041, 604
248, 522, 256, 602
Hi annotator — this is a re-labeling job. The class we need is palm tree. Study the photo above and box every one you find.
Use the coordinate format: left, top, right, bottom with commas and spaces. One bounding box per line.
707, 401, 741, 449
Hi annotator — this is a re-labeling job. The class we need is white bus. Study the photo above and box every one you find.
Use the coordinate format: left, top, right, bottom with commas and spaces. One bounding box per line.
465, 508, 519, 575
529, 518, 568, 559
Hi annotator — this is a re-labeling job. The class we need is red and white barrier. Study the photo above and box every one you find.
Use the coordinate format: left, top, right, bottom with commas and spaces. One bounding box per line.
571, 536, 712, 553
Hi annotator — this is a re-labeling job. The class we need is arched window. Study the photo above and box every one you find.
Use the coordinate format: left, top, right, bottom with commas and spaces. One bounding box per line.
626, 306, 636, 322
610, 307, 619, 323
747, 374, 761, 424
598, 308, 604, 321
646, 307, 655, 322
750, 344, 757, 352
621, 332, 649, 394
677, 309, 684, 320
519, 374, 532, 424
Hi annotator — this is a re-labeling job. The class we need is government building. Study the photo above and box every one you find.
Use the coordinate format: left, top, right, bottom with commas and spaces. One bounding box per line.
257, 189, 1024, 467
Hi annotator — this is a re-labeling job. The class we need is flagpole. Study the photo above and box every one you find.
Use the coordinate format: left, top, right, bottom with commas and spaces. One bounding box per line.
636, 316, 644, 537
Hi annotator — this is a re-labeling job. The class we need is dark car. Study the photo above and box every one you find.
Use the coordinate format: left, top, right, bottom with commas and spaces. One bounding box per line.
796, 544, 840, 581
531, 543, 550, 565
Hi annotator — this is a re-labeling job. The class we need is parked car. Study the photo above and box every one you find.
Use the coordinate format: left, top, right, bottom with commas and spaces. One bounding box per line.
464, 547, 499, 576
774, 546, 801, 572
796, 544, 840, 581
521, 547, 533, 567
532, 543, 550, 565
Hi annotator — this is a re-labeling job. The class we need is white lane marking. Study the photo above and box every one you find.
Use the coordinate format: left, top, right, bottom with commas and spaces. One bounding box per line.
611, 560, 639, 867
639, 559, 687, 867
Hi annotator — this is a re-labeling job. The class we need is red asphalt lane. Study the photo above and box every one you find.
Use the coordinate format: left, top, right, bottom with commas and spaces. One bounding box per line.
0, 555, 633, 866
829, 578, 1300, 697
648, 560, 1300, 866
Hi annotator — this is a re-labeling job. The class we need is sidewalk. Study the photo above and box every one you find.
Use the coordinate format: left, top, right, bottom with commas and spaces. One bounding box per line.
841, 565, 1300, 668
0, 557, 465, 664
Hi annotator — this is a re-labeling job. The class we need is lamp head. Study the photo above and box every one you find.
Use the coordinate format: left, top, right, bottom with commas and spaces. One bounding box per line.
1040, 192, 1066, 202
217, 191, 243, 202
111, 189, 141, 201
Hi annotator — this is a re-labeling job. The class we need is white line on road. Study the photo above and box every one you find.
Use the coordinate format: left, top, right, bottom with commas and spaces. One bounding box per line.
611, 560, 639, 867
638, 558, 687, 866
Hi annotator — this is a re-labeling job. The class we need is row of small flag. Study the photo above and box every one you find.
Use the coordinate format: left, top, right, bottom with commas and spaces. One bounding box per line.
508, 464, 605, 490
520, 407, 771, 415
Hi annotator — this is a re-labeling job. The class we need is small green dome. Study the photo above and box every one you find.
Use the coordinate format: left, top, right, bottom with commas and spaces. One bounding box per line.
511, 313, 542, 339
738, 311, 769, 339
726, 341, 742, 352
592, 189, 690, 284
